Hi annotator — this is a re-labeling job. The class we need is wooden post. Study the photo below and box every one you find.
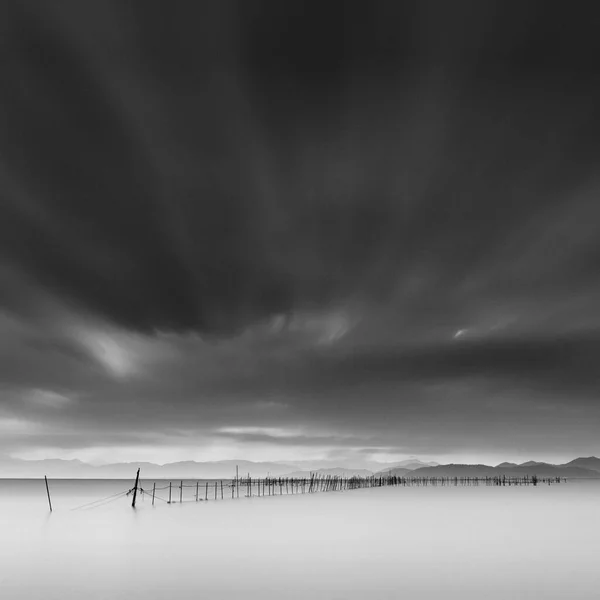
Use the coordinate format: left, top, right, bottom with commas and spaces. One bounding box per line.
152, 482, 156, 506
236, 465, 239, 498
131, 468, 140, 508
180, 480, 183, 503
214, 481, 217, 500
169, 481, 172, 504
221, 480, 224, 500
205, 481, 208, 501
196, 481, 199, 502
44, 476, 52, 512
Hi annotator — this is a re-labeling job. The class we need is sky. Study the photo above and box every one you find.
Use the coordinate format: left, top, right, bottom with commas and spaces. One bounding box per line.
1, 1, 600, 469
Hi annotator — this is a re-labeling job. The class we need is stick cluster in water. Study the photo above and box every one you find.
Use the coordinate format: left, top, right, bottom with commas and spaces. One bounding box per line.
44, 471, 566, 512
136, 472, 565, 506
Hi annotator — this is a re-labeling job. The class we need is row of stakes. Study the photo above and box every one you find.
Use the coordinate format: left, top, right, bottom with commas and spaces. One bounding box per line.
42, 469, 564, 511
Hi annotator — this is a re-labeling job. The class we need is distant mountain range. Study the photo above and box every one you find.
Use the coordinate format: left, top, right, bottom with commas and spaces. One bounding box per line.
282, 468, 374, 478
396, 457, 600, 479
0, 457, 297, 479
377, 459, 440, 476
562, 456, 600, 471
1, 455, 599, 479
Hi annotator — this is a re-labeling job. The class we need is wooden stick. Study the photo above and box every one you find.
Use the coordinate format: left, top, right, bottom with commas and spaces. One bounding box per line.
169, 481, 172, 504
44, 476, 52, 512
180, 480, 183, 503
196, 481, 199, 502
152, 482, 156, 506
131, 468, 140, 508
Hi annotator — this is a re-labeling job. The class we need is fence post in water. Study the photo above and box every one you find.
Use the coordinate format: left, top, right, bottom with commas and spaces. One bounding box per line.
152, 482, 156, 506
196, 481, 199, 501
180, 481, 183, 503
131, 468, 140, 508
221, 480, 224, 499
169, 482, 172, 504
44, 475, 52, 512
205, 481, 208, 501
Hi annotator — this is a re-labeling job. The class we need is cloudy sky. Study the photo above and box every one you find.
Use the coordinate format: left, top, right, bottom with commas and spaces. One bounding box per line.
1, 1, 600, 468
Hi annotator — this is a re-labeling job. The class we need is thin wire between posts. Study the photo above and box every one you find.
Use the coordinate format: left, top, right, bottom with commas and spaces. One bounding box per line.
70, 490, 131, 511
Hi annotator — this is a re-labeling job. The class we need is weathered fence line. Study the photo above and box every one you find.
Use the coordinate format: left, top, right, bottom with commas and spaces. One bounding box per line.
133, 472, 565, 508
41, 470, 566, 512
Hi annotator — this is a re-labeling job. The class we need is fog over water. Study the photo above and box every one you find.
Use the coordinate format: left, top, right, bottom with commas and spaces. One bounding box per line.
1, 479, 599, 599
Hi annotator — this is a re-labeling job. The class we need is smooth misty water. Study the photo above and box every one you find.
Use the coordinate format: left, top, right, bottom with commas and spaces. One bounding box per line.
1, 479, 599, 599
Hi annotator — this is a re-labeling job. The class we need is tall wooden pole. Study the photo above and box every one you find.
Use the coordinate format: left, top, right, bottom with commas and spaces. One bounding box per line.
44, 476, 52, 512
131, 468, 140, 508
152, 482, 156, 506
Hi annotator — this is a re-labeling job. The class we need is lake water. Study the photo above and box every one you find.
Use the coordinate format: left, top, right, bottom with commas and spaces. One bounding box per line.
1, 478, 599, 599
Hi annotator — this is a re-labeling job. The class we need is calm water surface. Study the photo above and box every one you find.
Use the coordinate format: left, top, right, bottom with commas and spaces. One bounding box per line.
1, 478, 599, 599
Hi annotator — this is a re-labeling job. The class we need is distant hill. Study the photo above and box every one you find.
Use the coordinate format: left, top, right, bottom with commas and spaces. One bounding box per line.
376, 459, 438, 475
560, 456, 600, 472
3, 455, 600, 480
409, 464, 502, 477
282, 468, 374, 478
408, 464, 599, 479
0, 457, 296, 479
375, 466, 413, 477
392, 459, 439, 470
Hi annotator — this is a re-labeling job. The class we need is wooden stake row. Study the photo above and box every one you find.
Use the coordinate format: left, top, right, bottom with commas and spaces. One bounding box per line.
41, 470, 566, 512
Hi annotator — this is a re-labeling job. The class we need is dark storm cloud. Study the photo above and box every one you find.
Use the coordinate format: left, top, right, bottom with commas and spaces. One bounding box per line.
2, 1, 600, 337
306, 335, 600, 395
2, 1, 600, 462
